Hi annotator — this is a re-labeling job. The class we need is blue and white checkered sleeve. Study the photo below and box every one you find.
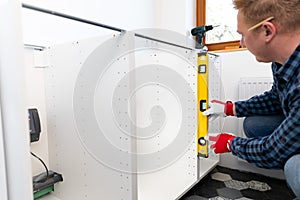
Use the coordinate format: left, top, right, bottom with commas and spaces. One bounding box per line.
231, 87, 300, 169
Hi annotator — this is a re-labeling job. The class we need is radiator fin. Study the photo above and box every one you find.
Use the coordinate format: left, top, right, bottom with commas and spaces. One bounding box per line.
238, 77, 273, 137
238, 77, 273, 100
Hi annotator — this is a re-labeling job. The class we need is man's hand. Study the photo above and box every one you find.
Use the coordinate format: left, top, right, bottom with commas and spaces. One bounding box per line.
203, 100, 234, 121
209, 133, 235, 153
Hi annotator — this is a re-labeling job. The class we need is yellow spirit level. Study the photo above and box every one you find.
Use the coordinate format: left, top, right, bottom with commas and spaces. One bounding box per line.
197, 51, 209, 158
191, 24, 216, 158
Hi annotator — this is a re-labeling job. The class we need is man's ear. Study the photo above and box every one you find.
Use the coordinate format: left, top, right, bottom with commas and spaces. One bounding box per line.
263, 22, 276, 42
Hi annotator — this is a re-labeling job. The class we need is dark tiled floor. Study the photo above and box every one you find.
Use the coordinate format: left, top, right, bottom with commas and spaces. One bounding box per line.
180, 166, 296, 200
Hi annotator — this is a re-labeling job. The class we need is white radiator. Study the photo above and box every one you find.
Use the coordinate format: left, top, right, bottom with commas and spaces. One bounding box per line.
238, 77, 273, 137
238, 77, 273, 100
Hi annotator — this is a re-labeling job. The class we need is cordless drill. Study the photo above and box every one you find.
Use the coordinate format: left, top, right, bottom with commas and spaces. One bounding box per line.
191, 25, 214, 49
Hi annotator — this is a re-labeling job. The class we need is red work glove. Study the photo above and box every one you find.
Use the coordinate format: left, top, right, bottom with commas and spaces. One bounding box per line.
209, 133, 235, 153
203, 100, 234, 121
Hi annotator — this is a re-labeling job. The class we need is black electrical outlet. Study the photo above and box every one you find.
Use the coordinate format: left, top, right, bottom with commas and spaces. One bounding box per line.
28, 108, 41, 143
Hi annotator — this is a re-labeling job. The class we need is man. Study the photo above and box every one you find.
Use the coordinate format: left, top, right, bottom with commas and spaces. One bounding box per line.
203, 0, 300, 198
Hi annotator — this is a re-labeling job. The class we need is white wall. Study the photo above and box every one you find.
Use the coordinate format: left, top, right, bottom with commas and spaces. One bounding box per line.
152, 0, 196, 36
22, 0, 195, 46
22, 0, 154, 46
218, 50, 272, 133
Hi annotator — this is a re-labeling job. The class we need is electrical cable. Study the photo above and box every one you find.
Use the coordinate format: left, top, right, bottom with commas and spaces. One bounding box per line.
31, 151, 49, 182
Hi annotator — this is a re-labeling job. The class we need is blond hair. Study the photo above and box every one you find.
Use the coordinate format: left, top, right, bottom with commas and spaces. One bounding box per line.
232, 0, 300, 32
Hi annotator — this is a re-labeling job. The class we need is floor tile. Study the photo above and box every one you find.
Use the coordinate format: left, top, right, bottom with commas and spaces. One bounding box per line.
216, 187, 243, 199
247, 180, 271, 192
208, 197, 231, 200
184, 195, 208, 200
241, 188, 268, 199
224, 179, 249, 190
211, 172, 232, 182
194, 177, 225, 198
180, 166, 296, 200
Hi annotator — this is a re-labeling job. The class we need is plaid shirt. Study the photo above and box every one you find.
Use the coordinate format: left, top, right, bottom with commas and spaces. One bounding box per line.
231, 44, 300, 169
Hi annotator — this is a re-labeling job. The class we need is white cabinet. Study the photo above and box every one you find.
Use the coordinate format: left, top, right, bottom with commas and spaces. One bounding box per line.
32, 33, 200, 200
